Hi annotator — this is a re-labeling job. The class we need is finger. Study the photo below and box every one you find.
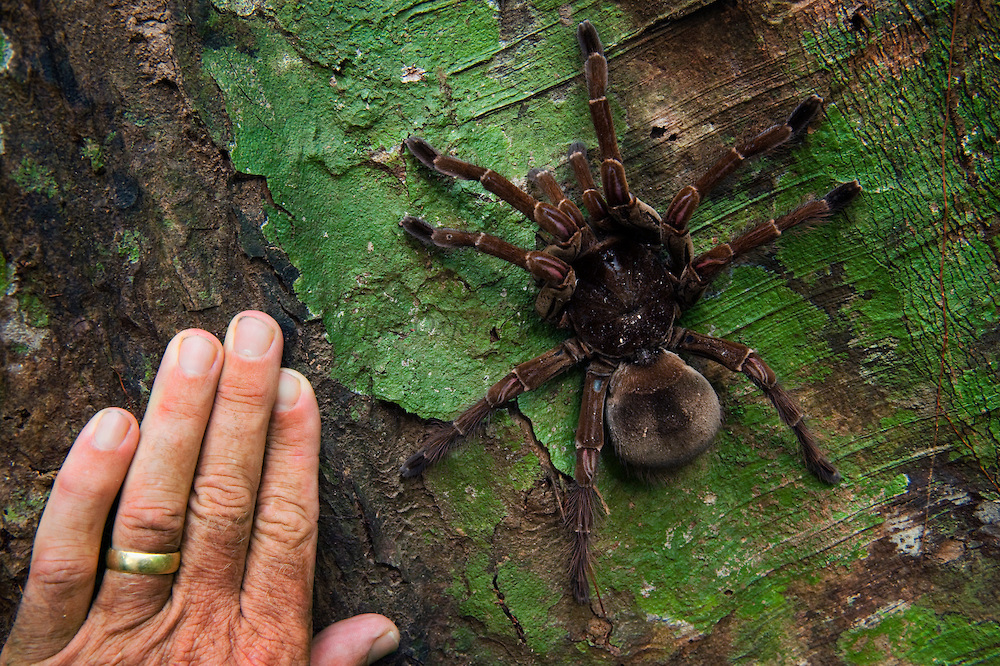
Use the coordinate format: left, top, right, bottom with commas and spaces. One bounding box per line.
2, 409, 139, 663
94, 328, 223, 615
178, 311, 283, 593
241, 369, 320, 634
311, 614, 400, 666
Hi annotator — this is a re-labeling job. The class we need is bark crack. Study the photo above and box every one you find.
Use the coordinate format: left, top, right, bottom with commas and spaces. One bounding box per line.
492, 573, 527, 645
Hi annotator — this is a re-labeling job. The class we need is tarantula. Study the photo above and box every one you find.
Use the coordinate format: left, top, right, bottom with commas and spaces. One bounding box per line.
400, 20, 860, 604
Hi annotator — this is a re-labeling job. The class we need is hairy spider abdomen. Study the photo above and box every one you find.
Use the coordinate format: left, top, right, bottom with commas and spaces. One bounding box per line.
606, 351, 722, 470
566, 239, 677, 359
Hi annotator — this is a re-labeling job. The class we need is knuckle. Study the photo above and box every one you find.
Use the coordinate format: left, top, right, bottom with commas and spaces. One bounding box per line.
190, 471, 257, 522
253, 495, 316, 551
116, 499, 186, 540
52, 472, 111, 510
153, 393, 211, 428
215, 381, 271, 411
28, 550, 95, 596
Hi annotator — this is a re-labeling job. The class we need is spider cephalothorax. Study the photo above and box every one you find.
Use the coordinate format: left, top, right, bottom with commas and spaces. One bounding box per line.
400, 20, 860, 604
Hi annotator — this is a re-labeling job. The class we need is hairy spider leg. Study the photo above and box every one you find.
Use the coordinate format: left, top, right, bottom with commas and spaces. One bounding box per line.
668, 328, 841, 484
577, 21, 663, 240
577, 21, 624, 197
661, 95, 826, 273
404, 137, 585, 254
400, 339, 592, 478
401, 216, 574, 290
566, 359, 615, 604
400, 215, 579, 320
676, 180, 862, 306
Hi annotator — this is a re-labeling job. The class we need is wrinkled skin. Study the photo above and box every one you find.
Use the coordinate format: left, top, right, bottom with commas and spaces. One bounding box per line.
2, 312, 398, 666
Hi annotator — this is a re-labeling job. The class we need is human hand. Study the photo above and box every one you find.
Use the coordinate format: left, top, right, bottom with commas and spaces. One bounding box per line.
1, 312, 399, 665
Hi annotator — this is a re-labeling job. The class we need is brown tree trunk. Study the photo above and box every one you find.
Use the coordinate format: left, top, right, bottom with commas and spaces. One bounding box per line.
2, 0, 998, 663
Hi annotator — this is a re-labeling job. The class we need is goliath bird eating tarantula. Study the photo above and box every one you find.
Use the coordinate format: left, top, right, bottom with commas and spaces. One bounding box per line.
399, 20, 860, 604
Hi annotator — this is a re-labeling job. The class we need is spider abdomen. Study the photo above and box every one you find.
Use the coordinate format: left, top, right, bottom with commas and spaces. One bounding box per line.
606, 351, 722, 470
566, 239, 677, 359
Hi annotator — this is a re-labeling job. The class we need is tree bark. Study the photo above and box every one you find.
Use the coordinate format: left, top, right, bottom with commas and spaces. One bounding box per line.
1, 0, 998, 663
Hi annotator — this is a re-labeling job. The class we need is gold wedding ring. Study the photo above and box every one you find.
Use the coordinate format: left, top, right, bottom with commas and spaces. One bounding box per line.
105, 548, 181, 575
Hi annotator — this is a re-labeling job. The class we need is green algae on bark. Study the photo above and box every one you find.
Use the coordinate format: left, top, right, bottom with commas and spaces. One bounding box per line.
839, 604, 1000, 665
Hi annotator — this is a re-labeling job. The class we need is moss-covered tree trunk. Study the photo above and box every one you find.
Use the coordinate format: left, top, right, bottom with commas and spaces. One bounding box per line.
2, 0, 998, 663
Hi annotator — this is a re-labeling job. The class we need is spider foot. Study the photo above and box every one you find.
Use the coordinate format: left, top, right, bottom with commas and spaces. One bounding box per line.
787, 95, 824, 134
802, 440, 843, 485
400, 450, 430, 478
565, 483, 598, 603
824, 180, 862, 212
404, 136, 439, 171
810, 457, 843, 485
570, 532, 593, 604
576, 20, 603, 58
794, 423, 843, 485
400, 423, 461, 478
400, 215, 434, 244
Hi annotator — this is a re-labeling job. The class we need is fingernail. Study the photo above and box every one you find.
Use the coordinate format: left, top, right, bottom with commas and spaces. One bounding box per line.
367, 628, 400, 665
274, 369, 302, 411
93, 409, 131, 451
178, 334, 217, 376
233, 315, 275, 358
